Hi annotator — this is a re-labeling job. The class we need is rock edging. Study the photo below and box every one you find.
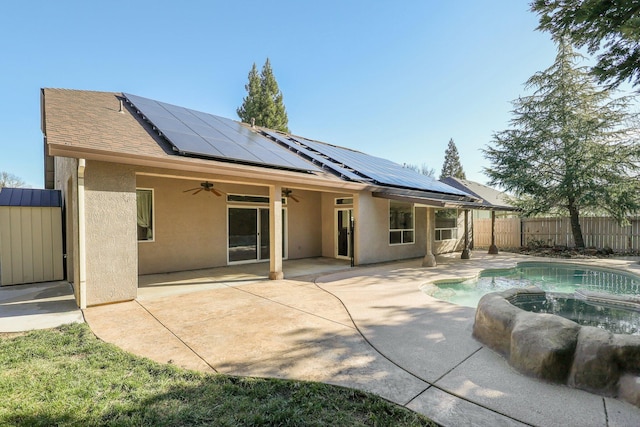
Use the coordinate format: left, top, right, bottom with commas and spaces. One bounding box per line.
473, 288, 640, 407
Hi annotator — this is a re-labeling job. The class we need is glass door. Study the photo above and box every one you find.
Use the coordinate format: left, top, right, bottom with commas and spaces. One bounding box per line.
336, 208, 353, 259
228, 208, 258, 262
228, 207, 287, 263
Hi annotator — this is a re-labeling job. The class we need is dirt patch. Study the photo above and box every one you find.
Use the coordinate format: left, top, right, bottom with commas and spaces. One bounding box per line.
504, 245, 640, 259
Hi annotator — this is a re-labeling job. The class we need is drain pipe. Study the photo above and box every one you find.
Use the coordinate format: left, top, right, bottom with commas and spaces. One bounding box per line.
77, 159, 87, 309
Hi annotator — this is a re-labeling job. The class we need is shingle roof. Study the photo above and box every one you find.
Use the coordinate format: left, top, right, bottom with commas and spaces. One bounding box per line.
43, 89, 173, 159
439, 177, 516, 210
0, 188, 61, 207
41, 89, 475, 200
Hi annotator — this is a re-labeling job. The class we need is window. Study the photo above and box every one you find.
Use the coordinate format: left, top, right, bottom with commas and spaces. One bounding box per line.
226, 194, 287, 205
389, 201, 414, 244
136, 189, 154, 241
335, 197, 353, 205
435, 209, 458, 241
227, 194, 269, 203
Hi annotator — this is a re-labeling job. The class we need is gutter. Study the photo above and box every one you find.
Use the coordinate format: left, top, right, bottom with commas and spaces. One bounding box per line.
77, 159, 87, 309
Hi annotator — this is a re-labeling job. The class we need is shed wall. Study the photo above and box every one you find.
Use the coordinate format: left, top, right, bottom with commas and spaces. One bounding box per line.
0, 206, 63, 286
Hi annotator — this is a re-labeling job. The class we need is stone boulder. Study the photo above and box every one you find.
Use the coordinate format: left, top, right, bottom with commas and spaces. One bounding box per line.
473, 292, 520, 357
509, 311, 580, 383
473, 288, 640, 409
619, 374, 640, 407
569, 327, 618, 395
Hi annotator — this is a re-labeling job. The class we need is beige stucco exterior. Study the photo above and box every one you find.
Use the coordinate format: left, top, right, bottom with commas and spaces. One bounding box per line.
355, 193, 427, 264
42, 90, 480, 307
52, 157, 463, 308
55, 159, 443, 307
54, 158, 138, 306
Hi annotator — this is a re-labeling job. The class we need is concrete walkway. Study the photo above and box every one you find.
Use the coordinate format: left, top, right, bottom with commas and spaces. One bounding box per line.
82, 252, 640, 426
0, 281, 83, 332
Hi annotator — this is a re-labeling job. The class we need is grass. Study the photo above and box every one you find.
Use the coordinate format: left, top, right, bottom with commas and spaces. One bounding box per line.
0, 323, 436, 426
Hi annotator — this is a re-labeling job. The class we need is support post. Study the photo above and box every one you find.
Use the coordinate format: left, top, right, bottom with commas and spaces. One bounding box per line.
461, 209, 471, 259
269, 184, 284, 280
422, 207, 437, 267
77, 159, 87, 309
488, 210, 499, 254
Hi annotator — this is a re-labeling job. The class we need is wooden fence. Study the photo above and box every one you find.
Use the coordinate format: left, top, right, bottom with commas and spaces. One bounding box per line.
473, 216, 640, 252
474, 218, 522, 249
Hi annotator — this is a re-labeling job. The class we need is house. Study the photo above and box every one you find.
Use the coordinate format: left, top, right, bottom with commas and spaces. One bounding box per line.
41, 88, 479, 308
439, 176, 518, 254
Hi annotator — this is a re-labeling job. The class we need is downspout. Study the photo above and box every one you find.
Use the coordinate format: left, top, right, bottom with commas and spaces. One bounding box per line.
77, 159, 87, 309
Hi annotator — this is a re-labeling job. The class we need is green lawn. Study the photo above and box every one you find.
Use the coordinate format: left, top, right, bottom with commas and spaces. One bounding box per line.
0, 323, 436, 426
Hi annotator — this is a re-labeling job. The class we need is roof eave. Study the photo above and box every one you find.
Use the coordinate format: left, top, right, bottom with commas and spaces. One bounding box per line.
46, 143, 369, 191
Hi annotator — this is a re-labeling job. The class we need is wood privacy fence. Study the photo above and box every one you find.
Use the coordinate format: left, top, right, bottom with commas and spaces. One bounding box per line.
474, 218, 522, 249
473, 216, 640, 252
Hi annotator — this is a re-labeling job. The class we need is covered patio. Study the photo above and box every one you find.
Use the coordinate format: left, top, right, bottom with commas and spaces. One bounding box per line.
137, 257, 352, 299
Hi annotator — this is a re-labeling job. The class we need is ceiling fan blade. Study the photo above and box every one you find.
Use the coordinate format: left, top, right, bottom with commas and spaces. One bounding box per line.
291, 195, 300, 203
212, 188, 223, 197
183, 187, 199, 193
192, 188, 203, 195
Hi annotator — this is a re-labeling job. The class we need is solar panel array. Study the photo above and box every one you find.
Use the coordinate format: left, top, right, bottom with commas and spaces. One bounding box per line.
124, 93, 320, 173
264, 131, 470, 196
125, 93, 470, 197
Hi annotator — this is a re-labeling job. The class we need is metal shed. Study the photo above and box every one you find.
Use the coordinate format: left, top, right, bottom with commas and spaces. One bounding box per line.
0, 188, 64, 286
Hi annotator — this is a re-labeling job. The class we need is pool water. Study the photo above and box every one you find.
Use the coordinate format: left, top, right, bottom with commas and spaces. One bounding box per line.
428, 262, 640, 308
511, 294, 640, 335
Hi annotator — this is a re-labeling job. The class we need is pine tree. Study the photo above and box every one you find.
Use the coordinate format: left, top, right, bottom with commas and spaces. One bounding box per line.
237, 58, 289, 132
439, 139, 466, 179
532, 0, 640, 89
484, 40, 640, 248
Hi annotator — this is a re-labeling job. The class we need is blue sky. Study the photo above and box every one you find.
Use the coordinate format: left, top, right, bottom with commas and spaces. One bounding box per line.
0, 1, 599, 187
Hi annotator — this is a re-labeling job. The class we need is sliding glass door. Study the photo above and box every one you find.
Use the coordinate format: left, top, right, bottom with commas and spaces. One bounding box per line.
228, 207, 286, 263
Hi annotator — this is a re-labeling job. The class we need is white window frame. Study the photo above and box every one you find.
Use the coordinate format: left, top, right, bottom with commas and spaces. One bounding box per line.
136, 188, 155, 243
435, 209, 459, 242
389, 200, 415, 246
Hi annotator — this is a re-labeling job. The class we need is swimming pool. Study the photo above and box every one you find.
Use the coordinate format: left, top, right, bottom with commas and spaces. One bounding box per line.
423, 262, 640, 308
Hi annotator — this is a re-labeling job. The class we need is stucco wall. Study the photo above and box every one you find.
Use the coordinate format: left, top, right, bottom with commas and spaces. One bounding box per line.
136, 177, 324, 274
84, 161, 137, 306
285, 189, 322, 259
137, 176, 228, 274
355, 192, 427, 265
53, 157, 78, 302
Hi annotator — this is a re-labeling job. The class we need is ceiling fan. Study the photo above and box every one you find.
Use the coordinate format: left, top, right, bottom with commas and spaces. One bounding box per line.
183, 181, 223, 196
282, 188, 299, 202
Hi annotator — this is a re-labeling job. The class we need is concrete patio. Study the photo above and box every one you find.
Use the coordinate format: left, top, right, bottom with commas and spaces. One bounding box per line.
80, 252, 640, 426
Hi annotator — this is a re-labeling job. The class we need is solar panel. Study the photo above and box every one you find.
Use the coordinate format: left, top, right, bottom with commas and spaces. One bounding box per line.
261, 130, 366, 182
124, 93, 319, 172
265, 131, 469, 196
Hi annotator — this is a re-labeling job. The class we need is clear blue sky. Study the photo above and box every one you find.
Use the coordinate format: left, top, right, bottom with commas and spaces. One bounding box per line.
0, 1, 591, 187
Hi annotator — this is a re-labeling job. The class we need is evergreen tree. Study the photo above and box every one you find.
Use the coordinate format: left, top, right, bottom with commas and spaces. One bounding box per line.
484, 40, 640, 248
532, 0, 640, 89
439, 138, 466, 179
237, 58, 289, 132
